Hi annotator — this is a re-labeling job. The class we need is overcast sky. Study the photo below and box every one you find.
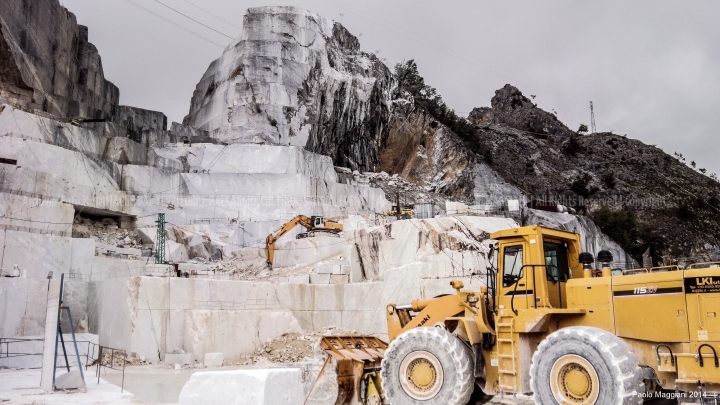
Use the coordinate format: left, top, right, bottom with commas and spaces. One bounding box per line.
62, 0, 720, 176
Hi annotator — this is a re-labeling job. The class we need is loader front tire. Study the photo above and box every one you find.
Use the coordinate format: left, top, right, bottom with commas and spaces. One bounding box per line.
381, 327, 474, 405
531, 326, 644, 405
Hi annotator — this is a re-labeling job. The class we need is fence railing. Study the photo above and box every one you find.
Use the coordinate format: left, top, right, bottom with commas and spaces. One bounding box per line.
94, 345, 127, 393
0, 337, 95, 370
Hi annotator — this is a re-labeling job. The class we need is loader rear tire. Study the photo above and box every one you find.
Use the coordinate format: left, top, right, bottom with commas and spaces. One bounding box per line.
381, 327, 474, 405
530, 326, 644, 405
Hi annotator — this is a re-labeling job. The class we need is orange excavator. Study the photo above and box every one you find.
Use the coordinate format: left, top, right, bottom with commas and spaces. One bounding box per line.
265, 215, 343, 267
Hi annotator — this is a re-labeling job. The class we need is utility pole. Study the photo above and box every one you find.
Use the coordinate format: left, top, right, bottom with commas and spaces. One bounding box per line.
155, 213, 165, 264
396, 189, 401, 221
590, 101, 597, 134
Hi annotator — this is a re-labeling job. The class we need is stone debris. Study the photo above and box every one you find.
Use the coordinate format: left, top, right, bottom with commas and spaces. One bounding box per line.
71, 216, 144, 250
90, 351, 150, 368
362, 171, 459, 208
237, 328, 356, 365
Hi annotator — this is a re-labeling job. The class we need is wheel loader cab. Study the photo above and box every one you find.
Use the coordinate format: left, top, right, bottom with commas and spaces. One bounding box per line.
495, 225, 582, 312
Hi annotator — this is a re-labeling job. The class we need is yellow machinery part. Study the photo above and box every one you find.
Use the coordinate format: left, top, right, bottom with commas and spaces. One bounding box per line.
385, 294, 465, 341
361, 371, 382, 405
315, 336, 388, 405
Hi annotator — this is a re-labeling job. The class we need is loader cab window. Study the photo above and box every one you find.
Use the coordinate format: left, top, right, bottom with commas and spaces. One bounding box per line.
544, 241, 570, 282
502, 245, 524, 287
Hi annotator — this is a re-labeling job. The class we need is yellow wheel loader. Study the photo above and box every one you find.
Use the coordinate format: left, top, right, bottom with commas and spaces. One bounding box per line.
381, 225, 720, 404
383, 205, 415, 219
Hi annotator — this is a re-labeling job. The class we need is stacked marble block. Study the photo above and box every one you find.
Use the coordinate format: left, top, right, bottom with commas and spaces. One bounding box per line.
312, 260, 352, 285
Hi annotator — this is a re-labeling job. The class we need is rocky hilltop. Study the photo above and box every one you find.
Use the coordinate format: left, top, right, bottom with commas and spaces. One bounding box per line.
460, 85, 720, 262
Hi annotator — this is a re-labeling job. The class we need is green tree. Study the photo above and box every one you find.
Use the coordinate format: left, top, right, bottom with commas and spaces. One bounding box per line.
394, 60, 477, 145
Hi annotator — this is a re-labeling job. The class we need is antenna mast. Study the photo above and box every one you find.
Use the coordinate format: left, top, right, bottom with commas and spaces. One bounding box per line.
590, 101, 597, 134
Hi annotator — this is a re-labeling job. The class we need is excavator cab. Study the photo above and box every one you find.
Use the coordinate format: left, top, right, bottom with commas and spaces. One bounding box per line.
311, 216, 325, 228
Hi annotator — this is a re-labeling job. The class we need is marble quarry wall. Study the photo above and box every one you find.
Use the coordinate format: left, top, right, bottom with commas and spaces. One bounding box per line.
0, 0, 118, 119
82, 215, 516, 363
0, 97, 392, 354
0, 1, 645, 376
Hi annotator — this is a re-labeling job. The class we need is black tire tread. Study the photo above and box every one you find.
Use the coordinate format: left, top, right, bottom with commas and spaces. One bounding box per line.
530, 326, 644, 405
381, 327, 475, 405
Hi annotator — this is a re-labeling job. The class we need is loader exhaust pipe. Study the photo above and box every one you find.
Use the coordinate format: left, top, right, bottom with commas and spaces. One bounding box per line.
597, 250, 613, 277
579, 252, 594, 278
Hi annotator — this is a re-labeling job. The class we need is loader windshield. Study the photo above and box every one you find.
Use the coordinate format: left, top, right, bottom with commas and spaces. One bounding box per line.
502, 245, 524, 287
544, 241, 570, 282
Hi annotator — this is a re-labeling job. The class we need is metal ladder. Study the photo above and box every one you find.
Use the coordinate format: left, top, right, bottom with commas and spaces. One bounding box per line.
496, 315, 519, 394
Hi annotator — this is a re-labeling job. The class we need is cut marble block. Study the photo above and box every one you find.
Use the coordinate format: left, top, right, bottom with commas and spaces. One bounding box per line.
178, 368, 303, 405
314, 263, 338, 274
309, 274, 330, 284
165, 352, 194, 365
288, 274, 310, 284
330, 275, 348, 284
204, 352, 223, 367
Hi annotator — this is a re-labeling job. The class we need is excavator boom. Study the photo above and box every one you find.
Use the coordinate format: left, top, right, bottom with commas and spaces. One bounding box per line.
266, 215, 343, 267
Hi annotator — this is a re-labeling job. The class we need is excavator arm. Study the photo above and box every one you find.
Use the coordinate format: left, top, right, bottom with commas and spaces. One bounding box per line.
266, 215, 311, 267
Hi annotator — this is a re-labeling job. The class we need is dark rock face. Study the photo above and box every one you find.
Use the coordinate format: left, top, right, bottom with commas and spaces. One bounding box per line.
113, 106, 168, 143
303, 23, 394, 172
379, 101, 476, 201
0, 25, 33, 108
0, 0, 119, 119
469, 84, 573, 137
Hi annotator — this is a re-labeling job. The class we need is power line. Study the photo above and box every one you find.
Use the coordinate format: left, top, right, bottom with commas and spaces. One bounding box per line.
123, 0, 226, 47
636, 156, 720, 215
0, 216, 73, 225
155, 145, 228, 195
152, 0, 234, 40
314, 0, 589, 106
180, 0, 242, 29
